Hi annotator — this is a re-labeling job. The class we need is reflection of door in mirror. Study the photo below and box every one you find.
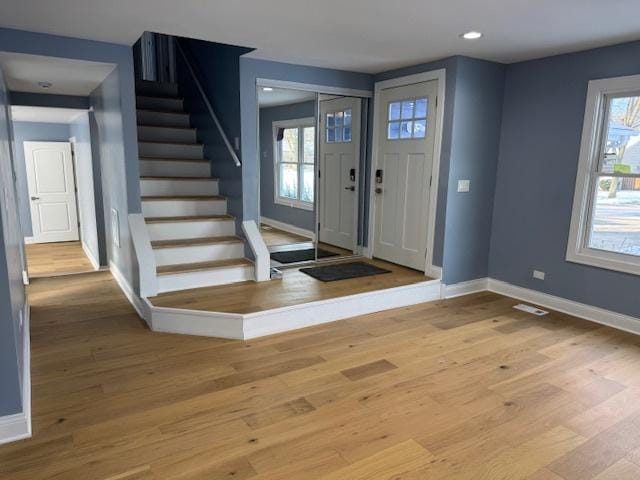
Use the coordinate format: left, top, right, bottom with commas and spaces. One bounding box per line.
258, 87, 319, 265
318, 96, 361, 253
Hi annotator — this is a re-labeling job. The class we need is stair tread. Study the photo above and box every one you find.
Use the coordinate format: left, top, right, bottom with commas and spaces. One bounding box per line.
138, 140, 203, 146
137, 108, 190, 115
137, 94, 184, 101
138, 125, 196, 131
142, 195, 225, 201
140, 156, 209, 163
145, 214, 234, 223
140, 176, 217, 181
152, 235, 242, 248
157, 258, 252, 275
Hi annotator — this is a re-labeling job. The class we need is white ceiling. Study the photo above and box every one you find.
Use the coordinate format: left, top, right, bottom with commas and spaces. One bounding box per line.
258, 88, 317, 108
1, 0, 640, 73
11, 106, 86, 124
0, 52, 115, 95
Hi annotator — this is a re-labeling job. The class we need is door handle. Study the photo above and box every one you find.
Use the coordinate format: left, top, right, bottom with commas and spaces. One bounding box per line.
344, 186, 355, 191
31, 196, 40, 201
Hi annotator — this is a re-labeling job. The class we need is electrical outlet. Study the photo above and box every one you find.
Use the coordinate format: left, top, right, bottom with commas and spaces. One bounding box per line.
19, 310, 23, 329
457, 180, 470, 192
533, 270, 545, 280
111, 208, 120, 248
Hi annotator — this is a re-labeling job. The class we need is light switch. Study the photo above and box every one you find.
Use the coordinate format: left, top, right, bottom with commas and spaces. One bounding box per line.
457, 180, 470, 192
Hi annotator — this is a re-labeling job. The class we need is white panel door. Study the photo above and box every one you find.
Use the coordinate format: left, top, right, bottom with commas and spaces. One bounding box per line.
373, 81, 437, 270
24, 141, 79, 243
319, 96, 361, 250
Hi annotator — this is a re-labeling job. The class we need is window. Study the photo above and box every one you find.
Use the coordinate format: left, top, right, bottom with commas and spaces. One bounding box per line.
326, 109, 352, 143
567, 75, 640, 275
387, 98, 428, 140
274, 119, 315, 209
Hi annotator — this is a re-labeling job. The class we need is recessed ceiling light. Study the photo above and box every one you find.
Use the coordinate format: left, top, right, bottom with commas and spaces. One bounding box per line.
262, 87, 273, 92
37, 81, 52, 89
460, 31, 483, 40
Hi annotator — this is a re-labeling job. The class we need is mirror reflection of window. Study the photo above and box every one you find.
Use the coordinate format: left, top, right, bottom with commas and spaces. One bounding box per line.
275, 123, 315, 207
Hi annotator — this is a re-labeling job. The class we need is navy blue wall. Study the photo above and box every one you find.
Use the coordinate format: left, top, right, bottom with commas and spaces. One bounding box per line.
490, 41, 640, 318
176, 39, 253, 234
259, 101, 317, 231
0, 67, 25, 417
12, 122, 71, 237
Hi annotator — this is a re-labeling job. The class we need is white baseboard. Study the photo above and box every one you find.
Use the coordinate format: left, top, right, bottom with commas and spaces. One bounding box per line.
109, 261, 150, 326
0, 304, 32, 445
22, 270, 29, 285
82, 241, 100, 270
260, 216, 315, 241
487, 278, 640, 336
23, 236, 36, 245
427, 265, 443, 280
441, 277, 488, 299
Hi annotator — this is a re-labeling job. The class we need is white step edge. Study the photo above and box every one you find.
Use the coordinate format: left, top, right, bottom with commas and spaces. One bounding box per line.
141, 198, 227, 217
157, 264, 254, 293
146, 218, 236, 241
140, 178, 219, 196
153, 242, 245, 266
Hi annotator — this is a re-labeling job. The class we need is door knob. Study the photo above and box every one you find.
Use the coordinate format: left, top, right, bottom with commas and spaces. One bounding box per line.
375, 187, 383, 194
344, 186, 355, 191
31, 196, 40, 200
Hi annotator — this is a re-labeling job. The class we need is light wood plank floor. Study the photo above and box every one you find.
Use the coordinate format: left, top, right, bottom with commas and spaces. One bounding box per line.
260, 224, 311, 247
26, 241, 95, 278
151, 257, 429, 314
3, 272, 640, 479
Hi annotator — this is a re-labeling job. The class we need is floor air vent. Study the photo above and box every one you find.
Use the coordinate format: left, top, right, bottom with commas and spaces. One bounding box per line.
513, 303, 549, 316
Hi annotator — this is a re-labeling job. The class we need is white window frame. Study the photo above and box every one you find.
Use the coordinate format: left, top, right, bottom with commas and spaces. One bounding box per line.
567, 74, 640, 276
272, 117, 315, 211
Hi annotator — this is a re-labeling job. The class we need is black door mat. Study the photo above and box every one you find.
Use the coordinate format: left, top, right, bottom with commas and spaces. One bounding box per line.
270, 248, 338, 264
300, 261, 391, 282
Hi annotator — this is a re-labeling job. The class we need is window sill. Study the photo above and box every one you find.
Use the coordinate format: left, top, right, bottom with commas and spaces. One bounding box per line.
566, 247, 640, 277
274, 198, 314, 211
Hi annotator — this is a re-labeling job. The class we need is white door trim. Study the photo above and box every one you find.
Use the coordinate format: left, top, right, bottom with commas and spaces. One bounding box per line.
367, 69, 446, 279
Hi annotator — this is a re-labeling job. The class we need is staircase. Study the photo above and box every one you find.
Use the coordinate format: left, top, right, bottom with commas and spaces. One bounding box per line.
135, 80, 254, 294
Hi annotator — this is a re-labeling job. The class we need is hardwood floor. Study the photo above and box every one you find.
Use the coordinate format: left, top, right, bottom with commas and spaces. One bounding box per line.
26, 241, 95, 278
150, 257, 429, 314
260, 224, 311, 247
3, 271, 640, 479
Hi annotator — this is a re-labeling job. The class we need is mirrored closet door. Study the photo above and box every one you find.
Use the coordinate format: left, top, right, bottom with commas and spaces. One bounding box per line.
257, 85, 365, 267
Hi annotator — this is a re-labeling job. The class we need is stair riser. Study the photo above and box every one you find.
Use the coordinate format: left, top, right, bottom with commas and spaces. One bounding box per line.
157, 266, 254, 293
147, 220, 236, 241
136, 81, 178, 97
138, 126, 197, 144
137, 96, 184, 112
139, 142, 204, 159
141, 179, 219, 196
137, 110, 190, 128
142, 200, 227, 217
154, 243, 245, 266
139, 160, 210, 177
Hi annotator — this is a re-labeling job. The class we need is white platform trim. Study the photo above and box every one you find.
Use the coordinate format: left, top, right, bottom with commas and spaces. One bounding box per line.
0, 304, 31, 445
109, 260, 151, 326
260, 216, 316, 242
441, 277, 488, 299
143, 279, 441, 340
487, 278, 640, 336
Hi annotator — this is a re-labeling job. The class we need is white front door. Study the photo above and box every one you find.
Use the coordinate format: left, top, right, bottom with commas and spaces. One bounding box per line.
319, 96, 361, 251
24, 141, 79, 243
373, 80, 438, 270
